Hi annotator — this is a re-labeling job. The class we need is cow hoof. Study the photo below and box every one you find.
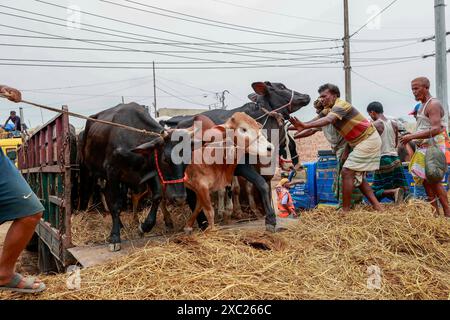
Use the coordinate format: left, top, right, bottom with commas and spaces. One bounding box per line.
109, 243, 121, 252
184, 227, 193, 235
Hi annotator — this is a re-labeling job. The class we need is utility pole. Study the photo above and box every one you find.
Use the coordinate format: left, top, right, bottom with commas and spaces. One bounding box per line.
435, 0, 449, 129
343, 0, 352, 103
152, 61, 158, 118
19, 107, 24, 132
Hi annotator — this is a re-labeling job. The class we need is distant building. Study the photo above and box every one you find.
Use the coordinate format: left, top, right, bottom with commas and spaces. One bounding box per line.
157, 107, 208, 117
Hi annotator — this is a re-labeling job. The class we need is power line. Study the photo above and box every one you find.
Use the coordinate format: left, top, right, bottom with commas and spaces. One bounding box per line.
0, 62, 344, 69
350, 0, 399, 38
22, 75, 152, 91
0, 4, 341, 62
0, 33, 343, 45
22, 90, 208, 98
0, 41, 342, 55
155, 86, 210, 107
156, 76, 216, 94
351, 70, 410, 97
0, 56, 341, 65
352, 57, 422, 68
207, 0, 345, 26
101, 0, 336, 40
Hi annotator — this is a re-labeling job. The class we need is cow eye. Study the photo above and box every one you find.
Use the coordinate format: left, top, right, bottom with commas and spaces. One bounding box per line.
241, 127, 247, 133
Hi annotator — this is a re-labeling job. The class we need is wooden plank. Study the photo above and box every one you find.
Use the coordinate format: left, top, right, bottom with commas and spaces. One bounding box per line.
20, 165, 63, 173
67, 219, 300, 269
62, 105, 72, 246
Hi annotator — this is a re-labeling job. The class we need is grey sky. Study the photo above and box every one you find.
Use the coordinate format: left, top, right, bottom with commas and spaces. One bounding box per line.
0, 0, 447, 129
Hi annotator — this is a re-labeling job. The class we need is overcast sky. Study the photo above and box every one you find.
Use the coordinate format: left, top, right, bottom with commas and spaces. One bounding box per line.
0, 0, 447, 129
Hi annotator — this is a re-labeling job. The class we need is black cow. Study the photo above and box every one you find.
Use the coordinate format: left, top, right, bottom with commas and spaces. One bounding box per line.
162, 81, 310, 231
79, 103, 187, 251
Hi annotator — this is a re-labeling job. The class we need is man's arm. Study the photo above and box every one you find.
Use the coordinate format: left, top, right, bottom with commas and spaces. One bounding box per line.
289, 113, 339, 133
294, 128, 320, 139
400, 101, 443, 144
3, 116, 11, 128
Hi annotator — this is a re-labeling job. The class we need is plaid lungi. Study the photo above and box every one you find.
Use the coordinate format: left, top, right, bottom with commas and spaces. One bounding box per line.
372, 155, 409, 200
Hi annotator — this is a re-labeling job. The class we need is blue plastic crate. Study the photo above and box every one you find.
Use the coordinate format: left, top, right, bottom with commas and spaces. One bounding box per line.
316, 167, 339, 204
289, 161, 317, 209
317, 151, 338, 170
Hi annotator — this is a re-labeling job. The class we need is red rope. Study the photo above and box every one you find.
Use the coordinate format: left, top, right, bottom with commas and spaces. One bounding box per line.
153, 149, 186, 185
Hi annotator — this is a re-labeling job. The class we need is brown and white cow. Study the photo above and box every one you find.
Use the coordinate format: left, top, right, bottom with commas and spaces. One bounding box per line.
183, 112, 274, 233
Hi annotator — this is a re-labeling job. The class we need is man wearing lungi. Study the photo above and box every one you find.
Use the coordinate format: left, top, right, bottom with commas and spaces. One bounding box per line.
293, 99, 363, 208
367, 101, 408, 203
400, 77, 450, 217
289, 83, 382, 212
0, 85, 46, 293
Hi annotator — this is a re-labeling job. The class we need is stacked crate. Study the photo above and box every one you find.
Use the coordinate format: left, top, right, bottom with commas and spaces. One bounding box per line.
315, 150, 339, 205
290, 162, 317, 209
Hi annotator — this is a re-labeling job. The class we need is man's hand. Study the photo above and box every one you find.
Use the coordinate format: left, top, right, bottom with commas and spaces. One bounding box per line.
0, 86, 22, 103
289, 116, 306, 133
399, 134, 413, 145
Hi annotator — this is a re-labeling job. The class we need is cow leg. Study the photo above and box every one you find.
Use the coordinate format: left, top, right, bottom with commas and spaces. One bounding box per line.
104, 180, 123, 252
224, 186, 234, 223
131, 186, 149, 225
231, 177, 244, 219
246, 182, 262, 218
217, 189, 226, 222
100, 192, 109, 212
160, 197, 174, 231
234, 164, 276, 229
197, 186, 215, 231
185, 197, 202, 234
186, 188, 209, 230
139, 177, 162, 235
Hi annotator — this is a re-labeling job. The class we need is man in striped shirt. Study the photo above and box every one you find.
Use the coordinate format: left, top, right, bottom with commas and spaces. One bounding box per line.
289, 83, 382, 212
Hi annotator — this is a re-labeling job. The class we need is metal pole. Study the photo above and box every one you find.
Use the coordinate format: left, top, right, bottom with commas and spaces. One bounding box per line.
343, 0, 352, 103
152, 61, 158, 118
19, 107, 24, 129
435, 0, 448, 129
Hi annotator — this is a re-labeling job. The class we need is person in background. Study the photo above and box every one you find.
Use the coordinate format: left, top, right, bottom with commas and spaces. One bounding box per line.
400, 77, 450, 217
0, 85, 46, 293
275, 178, 298, 218
367, 101, 409, 203
3, 110, 22, 132
290, 84, 381, 212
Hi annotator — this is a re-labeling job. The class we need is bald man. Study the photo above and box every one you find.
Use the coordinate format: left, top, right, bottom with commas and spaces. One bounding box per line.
0, 85, 46, 293
400, 77, 450, 217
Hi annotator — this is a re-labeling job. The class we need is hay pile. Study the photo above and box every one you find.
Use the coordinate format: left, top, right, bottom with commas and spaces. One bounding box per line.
2, 200, 450, 300
70, 204, 191, 246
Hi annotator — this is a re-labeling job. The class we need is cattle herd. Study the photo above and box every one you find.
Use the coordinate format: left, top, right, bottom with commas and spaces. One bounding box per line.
73, 81, 310, 252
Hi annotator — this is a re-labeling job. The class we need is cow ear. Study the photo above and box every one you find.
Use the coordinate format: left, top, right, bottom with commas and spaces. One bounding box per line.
252, 82, 268, 96
248, 93, 258, 102
132, 136, 164, 155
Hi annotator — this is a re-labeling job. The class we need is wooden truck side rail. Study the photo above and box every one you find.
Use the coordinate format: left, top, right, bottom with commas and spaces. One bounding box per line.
17, 106, 75, 270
